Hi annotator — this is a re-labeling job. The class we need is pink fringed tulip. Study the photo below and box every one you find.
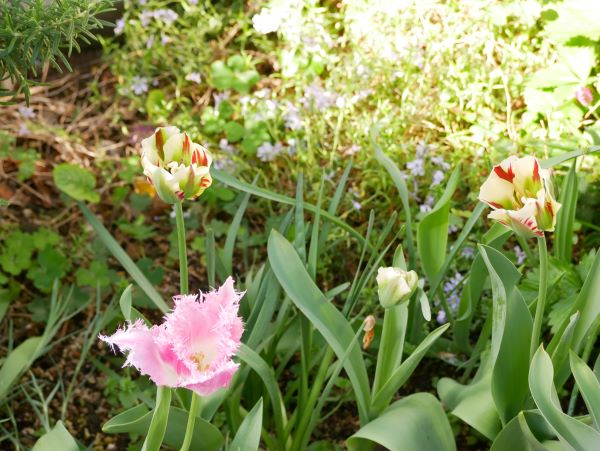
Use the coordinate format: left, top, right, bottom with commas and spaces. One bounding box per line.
575, 86, 593, 106
141, 126, 213, 204
100, 277, 244, 396
479, 156, 561, 238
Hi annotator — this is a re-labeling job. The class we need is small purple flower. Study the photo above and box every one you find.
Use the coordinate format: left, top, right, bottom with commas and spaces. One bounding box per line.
575, 86, 593, 106
431, 156, 450, 170
407, 158, 425, 177
189, 0, 198, 4
213, 157, 236, 172
18, 105, 36, 119
416, 141, 429, 158
257, 142, 285, 162
461, 246, 475, 259
436, 309, 447, 325
18, 124, 30, 135
114, 18, 125, 35
219, 138, 235, 153
287, 138, 297, 156
185, 72, 202, 84
514, 245, 526, 265
283, 102, 302, 130
140, 10, 154, 26
146, 35, 155, 48
448, 224, 458, 234
301, 81, 337, 110
419, 195, 435, 213
213, 91, 229, 110
154, 9, 178, 25
131, 76, 149, 95
161, 35, 170, 45
432, 170, 444, 186
434, 271, 463, 324
138, 0, 147, 5
351, 199, 362, 211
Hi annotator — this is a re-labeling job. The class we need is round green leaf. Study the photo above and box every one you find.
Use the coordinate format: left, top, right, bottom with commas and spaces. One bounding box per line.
53, 163, 100, 203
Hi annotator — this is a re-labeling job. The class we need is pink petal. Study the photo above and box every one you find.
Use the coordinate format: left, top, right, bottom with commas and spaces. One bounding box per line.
99, 320, 184, 386
183, 361, 240, 396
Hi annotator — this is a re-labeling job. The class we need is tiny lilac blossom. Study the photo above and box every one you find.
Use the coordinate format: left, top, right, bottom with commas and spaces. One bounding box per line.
114, 18, 125, 35
461, 246, 475, 259
514, 245, 526, 265
18, 105, 36, 119
185, 72, 202, 84
257, 142, 285, 162
431, 170, 444, 186
131, 76, 149, 95
100, 277, 244, 396
407, 158, 425, 177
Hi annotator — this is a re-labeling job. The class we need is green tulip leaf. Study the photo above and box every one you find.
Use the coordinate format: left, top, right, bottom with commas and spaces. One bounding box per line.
268, 230, 370, 424
31, 420, 78, 451
529, 346, 600, 450
348, 393, 456, 451
230, 398, 263, 451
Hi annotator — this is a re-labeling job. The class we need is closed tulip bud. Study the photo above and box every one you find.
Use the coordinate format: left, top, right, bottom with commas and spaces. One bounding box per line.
479, 156, 561, 238
376, 267, 418, 308
141, 126, 212, 204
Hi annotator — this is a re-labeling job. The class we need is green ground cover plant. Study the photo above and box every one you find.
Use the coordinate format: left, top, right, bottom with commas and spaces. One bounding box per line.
1, 0, 600, 449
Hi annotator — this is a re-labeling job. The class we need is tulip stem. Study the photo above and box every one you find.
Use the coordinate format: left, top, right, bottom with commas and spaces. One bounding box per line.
175, 201, 189, 294
181, 393, 200, 451
176, 200, 199, 451
372, 303, 408, 400
530, 235, 548, 362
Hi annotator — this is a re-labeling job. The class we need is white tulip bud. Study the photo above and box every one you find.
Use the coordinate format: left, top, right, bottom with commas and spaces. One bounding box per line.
376, 267, 418, 308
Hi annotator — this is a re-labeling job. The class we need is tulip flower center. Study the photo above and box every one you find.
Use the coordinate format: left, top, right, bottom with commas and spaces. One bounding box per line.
191, 352, 211, 372
188, 337, 219, 373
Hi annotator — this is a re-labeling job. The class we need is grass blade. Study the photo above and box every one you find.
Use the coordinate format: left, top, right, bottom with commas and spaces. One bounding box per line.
79, 203, 168, 312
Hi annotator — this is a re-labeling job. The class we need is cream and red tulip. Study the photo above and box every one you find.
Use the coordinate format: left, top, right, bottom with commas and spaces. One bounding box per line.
141, 126, 212, 204
478, 156, 561, 238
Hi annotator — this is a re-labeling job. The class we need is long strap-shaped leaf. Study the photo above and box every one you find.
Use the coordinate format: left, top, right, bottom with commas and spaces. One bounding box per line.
229, 398, 263, 451
237, 344, 287, 446
79, 202, 169, 312
529, 346, 600, 450
348, 393, 456, 451
570, 352, 600, 431
267, 230, 371, 424
541, 145, 600, 169
370, 323, 449, 414
417, 164, 461, 283
371, 127, 415, 269
212, 169, 367, 247
478, 245, 521, 365
554, 160, 578, 262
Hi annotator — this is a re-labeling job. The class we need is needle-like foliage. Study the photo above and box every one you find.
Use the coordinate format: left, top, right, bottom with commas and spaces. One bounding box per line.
0, 0, 113, 104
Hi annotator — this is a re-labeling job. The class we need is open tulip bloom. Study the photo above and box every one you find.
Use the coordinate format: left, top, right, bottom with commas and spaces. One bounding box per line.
100, 277, 244, 396
478, 156, 561, 238
141, 126, 213, 204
